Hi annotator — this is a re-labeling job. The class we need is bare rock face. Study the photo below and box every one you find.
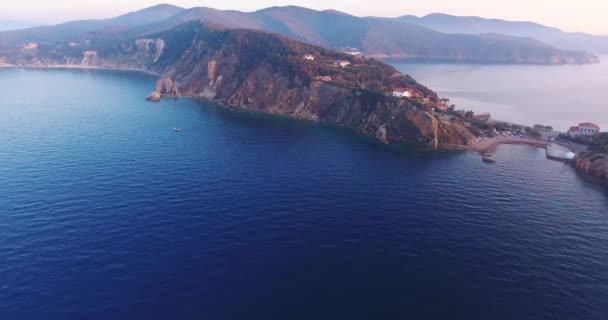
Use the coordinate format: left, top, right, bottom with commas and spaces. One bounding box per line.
573, 152, 608, 183
155, 78, 179, 96
146, 91, 162, 102
149, 23, 476, 150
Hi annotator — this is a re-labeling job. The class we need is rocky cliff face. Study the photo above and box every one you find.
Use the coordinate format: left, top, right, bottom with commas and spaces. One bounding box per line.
0, 22, 475, 150
573, 152, 608, 184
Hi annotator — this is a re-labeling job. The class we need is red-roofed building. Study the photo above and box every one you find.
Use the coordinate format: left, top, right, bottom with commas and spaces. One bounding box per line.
568, 122, 600, 137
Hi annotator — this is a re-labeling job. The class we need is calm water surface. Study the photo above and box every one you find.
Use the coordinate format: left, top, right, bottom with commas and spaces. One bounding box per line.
1, 68, 608, 320
392, 57, 608, 131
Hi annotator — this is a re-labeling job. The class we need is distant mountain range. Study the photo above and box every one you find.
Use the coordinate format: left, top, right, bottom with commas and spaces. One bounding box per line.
399, 13, 608, 54
0, 19, 38, 32
0, 5, 184, 43
0, 4, 600, 64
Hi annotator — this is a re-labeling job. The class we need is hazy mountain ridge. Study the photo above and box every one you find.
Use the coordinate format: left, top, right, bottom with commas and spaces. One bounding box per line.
0, 5, 599, 64
0, 4, 185, 44
399, 13, 608, 54
0, 19, 38, 32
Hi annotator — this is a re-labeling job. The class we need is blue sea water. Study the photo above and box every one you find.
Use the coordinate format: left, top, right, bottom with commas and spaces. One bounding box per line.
1, 68, 608, 320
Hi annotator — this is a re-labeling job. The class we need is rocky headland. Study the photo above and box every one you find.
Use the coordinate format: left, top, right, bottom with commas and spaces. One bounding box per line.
0, 22, 475, 150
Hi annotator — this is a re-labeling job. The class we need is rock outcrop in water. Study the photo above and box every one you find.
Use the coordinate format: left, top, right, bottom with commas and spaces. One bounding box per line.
0, 22, 476, 150
572, 152, 608, 184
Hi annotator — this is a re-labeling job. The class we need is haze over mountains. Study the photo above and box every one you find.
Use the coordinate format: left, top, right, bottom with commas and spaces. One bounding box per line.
0, 19, 38, 32
0, 4, 601, 64
400, 13, 608, 54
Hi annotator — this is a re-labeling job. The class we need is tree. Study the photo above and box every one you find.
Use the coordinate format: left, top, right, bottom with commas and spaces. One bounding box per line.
525, 127, 542, 138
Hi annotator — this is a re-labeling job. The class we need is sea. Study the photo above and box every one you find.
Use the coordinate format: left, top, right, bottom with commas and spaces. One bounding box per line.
391, 56, 608, 132
1, 67, 607, 320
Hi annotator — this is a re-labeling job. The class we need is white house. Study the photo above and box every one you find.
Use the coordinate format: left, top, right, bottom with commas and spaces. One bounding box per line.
392, 88, 412, 98
568, 122, 600, 137
303, 54, 315, 61
23, 42, 38, 50
335, 60, 351, 68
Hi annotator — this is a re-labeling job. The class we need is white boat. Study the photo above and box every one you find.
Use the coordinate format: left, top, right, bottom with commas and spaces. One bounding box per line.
173, 128, 181, 132
482, 156, 496, 164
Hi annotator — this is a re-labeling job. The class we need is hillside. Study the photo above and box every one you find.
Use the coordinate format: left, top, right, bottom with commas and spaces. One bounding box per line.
0, 22, 475, 150
0, 4, 185, 45
0, 5, 598, 64
400, 13, 608, 54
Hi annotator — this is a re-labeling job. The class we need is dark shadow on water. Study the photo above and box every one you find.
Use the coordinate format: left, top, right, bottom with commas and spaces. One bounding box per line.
180, 97, 458, 161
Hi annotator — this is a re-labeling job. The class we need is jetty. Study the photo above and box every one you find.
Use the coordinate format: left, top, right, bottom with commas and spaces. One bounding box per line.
546, 143, 575, 162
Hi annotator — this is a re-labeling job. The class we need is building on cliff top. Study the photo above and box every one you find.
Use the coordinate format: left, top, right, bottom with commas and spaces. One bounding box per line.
568, 122, 600, 137
333, 60, 351, 68
23, 43, 38, 50
392, 88, 413, 98
474, 113, 492, 123
303, 54, 315, 61
437, 98, 451, 111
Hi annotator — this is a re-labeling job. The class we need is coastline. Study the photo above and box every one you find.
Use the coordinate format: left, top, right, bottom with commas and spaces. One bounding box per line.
469, 135, 549, 153
7, 64, 605, 185
0, 64, 565, 155
1, 64, 160, 76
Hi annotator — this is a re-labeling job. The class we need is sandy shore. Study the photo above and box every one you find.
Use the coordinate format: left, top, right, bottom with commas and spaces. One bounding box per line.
469, 135, 549, 153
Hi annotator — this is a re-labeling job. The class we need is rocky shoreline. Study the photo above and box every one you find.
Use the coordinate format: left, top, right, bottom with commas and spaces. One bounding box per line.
1, 22, 604, 172
573, 152, 608, 184
7, 62, 608, 187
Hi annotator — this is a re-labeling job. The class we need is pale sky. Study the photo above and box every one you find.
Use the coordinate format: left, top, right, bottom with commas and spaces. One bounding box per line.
2, 0, 608, 35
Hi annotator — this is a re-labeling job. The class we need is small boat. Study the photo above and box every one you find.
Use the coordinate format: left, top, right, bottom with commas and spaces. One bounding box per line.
173, 128, 182, 132
482, 156, 496, 164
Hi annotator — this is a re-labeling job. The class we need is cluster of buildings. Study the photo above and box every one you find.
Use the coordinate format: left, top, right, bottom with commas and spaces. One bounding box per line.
392, 88, 456, 111
303, 54, 351, 68
567, 122, 601, 137
333, 60, 351, 68
392, 87, 602, 141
